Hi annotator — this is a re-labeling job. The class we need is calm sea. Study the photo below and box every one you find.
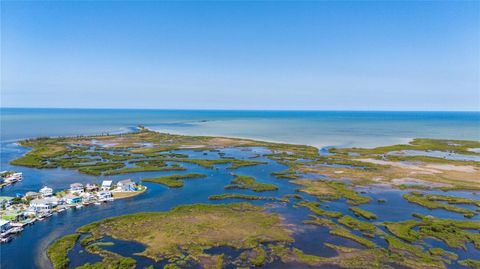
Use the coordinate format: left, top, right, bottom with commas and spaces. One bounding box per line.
0, 108, 479, 269
1, 108, 479, 148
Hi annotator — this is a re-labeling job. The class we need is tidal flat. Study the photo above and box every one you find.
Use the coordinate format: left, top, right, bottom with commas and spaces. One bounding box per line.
4, 128, 480, 269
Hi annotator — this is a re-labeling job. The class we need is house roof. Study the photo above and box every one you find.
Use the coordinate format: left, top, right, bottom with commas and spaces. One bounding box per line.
118, 179, 134, 185
64, 194, 80, 199
70, 183, 83, 188
40, 186, 53, 192
101, 180, 113, 186
30, 198, 51, 205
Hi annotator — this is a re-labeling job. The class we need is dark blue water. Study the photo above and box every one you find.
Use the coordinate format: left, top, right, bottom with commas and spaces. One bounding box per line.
1, 108, 479, 268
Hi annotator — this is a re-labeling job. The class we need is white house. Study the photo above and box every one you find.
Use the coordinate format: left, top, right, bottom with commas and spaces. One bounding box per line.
29, 197, 59, 212
97, 191, 113, 201
70, 183, 84, 194
0, 220, 11, 233
117, 179, 136, 192
4, 172, 22, 183
85, 183, 98, 192
39, 186, 53, 197
25, 192, 40, 199
81, 192, 95, 202
101, 180, 113, 191
64, 194, 82, 204
0, 197, 14, 208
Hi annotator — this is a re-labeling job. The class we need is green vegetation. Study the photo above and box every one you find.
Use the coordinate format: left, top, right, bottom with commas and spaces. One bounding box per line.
384, 235, 446, 269
349, 207, 377, 220
404, 192, 477, 218
208, 194, 286, 202
384, 214, 480, 250
269, 243, 389, 268
305, 216, 375, 248
73, 203, 292, 268
295, 201, 342, 218
459, 259, 480, 269
142, 173, 207, 188
291, 179, 371, 205
105, 163, 186, 175
225, 174, 278, 192
47, 233, 80, 269
426, 194, 480, 207
330, 138, 480, 156
76, 241, 137, 269
338, 215, 377, 237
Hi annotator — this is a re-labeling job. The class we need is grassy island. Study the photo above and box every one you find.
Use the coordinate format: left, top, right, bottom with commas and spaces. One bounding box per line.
72, 203, 293, 268
142, 173, 207, 188
225, 174, 278, 192
349, 207, 377, 220
403, 192, 477, 218
47, 234, 80, 269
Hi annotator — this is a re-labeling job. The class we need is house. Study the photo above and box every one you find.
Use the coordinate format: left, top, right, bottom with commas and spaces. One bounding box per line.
39, 186, 53, 197
25, 192, 40, 199
81, 192, 95, 202
117, 179, 136, 192
97, 191, 113, 201
85, 183, 98, 192
63, 194, 82, 204
70, 183, 84, 194
0, 220, 11, 233
0, 197, 15, 208
4, 173, 22, 183
101, 180, 113, 191
29, 197, 59, 212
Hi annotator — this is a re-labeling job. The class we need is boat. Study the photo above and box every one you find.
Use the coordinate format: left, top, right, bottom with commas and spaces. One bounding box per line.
0, 236, 13, 244
75, 204, 83, 209
9, 227, 23, 234
94, 202, 101, 205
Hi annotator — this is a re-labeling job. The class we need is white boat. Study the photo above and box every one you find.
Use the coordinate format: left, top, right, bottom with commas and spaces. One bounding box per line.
75, 204, 83, 209
0, 236, 12, 244
9, 227, 23, 234
94, 202, 101, 205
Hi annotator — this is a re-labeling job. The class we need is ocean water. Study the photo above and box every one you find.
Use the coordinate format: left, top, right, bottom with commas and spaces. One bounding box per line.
0, 108, 479, 269
1, 108, 479, 147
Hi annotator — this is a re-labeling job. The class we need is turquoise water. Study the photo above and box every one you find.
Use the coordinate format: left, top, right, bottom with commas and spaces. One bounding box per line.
1, 108, 479, 269
2, 108, 479, 147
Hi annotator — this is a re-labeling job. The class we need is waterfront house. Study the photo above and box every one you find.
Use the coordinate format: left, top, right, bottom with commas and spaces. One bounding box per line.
70, 183, 84, 194
39, 186, 54, 197
0, 197, 14, 208
101, 180, 113, 191
80, 192, 95, 202
0, 220, 11, 233
29, 197, 59, 212
97, 191, 112, 201
25, 192, 40, 199
4, 172, 23, 183
85, 183, 98, 192
64, 194, 82, 204
117, 179, 136, 192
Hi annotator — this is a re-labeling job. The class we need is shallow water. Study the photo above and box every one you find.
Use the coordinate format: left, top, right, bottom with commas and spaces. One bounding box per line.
1, 109, 480, 268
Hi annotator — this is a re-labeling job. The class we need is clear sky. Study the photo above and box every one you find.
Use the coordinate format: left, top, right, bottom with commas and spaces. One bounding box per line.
1, 1, 479, 111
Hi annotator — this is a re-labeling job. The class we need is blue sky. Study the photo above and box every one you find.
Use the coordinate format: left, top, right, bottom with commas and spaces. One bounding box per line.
1, 1, 478, 111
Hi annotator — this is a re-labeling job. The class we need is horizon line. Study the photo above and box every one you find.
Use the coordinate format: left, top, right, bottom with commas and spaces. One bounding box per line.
1, 106, 479, 113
